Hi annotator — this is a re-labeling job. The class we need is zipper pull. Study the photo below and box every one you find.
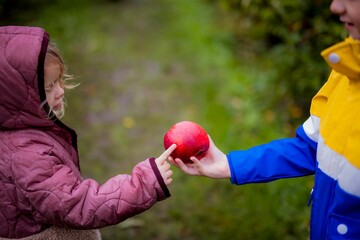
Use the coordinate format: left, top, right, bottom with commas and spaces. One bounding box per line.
307, 188, 314, 207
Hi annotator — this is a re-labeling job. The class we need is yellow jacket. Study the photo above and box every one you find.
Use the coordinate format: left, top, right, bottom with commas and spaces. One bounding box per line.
304, 37, 360, 239
228, 38, 360, 239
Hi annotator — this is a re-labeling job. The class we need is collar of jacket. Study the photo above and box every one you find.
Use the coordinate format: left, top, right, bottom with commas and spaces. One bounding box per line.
321, 37, 360, 80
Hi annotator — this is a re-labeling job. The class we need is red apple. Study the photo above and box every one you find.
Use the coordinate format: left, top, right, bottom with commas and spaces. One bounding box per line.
163, 121, 209, 163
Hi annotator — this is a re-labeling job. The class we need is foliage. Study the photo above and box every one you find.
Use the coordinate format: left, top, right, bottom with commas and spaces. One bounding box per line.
207, 0, 347, 127
0, 0, 44, 24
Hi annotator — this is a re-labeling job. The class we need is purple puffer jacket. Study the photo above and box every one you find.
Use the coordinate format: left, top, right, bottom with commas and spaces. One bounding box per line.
0, 26, 170, 238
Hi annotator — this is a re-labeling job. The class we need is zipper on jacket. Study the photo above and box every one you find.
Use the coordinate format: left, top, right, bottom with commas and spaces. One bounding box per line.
307, 187, 314, 207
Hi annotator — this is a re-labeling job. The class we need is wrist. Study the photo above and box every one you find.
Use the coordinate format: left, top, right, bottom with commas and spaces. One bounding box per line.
220, 155, 231, 178
149, 157, 170, 197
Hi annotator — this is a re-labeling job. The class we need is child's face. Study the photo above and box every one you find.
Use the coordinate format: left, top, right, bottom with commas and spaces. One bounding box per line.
330, 0, 360, 40
44, 59, 64, 116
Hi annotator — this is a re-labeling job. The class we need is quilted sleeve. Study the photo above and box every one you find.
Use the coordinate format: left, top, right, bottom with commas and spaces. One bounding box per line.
13, 150, 169, 229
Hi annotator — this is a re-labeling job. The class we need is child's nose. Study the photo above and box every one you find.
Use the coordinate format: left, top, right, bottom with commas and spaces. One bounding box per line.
55, 83, 65, 98
330, 0, 345, 15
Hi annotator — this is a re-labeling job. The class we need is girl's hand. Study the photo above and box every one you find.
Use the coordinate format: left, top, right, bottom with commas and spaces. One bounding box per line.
169, 136, 231, 179
155, 144, 176, 185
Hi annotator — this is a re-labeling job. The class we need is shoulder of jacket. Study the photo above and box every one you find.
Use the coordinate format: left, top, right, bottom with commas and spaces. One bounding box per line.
8, 129, 56, 155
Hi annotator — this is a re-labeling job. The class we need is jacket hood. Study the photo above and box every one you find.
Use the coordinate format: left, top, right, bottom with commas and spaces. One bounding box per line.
0, 26, 78, 151
0, 26, 52, 129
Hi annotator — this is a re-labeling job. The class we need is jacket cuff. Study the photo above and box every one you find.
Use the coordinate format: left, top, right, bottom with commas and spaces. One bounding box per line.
149, 157, 171, 198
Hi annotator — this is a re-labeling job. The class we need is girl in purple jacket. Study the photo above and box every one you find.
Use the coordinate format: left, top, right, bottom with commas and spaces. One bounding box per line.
171, 1, 360, 239
0, 26, 176, 239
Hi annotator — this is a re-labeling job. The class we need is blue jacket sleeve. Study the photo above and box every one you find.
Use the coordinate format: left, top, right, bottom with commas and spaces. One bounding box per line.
228, 125, 317, 185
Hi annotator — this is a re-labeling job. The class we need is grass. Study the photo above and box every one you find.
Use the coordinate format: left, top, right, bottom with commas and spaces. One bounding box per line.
9, 0, 313, 239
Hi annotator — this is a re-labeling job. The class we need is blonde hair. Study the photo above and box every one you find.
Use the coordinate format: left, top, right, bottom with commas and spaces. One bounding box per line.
43, 42, 78, 119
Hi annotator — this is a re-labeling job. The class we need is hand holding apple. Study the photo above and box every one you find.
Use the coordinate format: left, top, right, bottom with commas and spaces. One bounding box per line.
163, 121, 210, 163
169, 135, 231, 179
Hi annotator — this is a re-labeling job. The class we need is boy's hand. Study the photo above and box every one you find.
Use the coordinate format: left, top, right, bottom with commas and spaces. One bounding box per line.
155, 144, 176, 185
169, 136, 231, 179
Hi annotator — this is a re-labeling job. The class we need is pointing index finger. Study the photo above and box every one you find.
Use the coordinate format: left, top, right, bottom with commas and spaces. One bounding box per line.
161, 144, 177, 158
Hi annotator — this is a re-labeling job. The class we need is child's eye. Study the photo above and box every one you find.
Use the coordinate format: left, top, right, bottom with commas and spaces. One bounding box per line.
45, 80, 56, 92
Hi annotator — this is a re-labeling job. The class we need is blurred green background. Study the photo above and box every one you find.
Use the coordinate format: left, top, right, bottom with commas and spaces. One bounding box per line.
1, 0, 346, 239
